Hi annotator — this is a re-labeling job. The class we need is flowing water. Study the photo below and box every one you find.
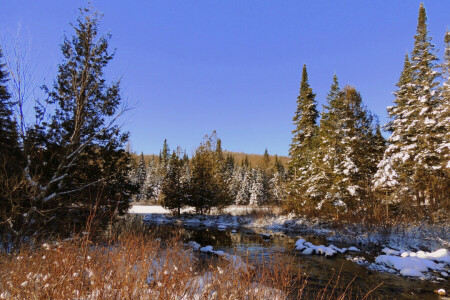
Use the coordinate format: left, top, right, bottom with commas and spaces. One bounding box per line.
119, 215, 449, 299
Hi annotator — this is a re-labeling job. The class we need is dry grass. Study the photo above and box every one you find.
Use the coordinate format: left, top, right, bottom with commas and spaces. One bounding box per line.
0, 231, 378, 299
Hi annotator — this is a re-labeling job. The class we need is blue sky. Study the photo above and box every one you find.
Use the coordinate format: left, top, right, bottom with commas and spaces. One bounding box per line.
1, 1, 449, 156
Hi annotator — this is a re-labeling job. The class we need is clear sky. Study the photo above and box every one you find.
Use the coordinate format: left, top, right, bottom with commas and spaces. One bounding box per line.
1, 1, 449, 156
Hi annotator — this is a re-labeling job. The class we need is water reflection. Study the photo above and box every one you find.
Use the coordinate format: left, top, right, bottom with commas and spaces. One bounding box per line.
116, 215, 447, 299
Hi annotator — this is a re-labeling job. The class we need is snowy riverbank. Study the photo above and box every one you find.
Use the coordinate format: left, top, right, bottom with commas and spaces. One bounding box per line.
129, 205, 450, 281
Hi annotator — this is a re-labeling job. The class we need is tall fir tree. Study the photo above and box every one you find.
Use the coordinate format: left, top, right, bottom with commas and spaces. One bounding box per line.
161, 139, 170, 167
439, 31, 450, 170
373, 55, 414, 192
291, 75, 340, 210
409, 3, 441, 179
137, 152, 147, 186
289, 65, 319, 176
136, 152, 147, 200
374, 4, 444, 208
288, 65, 319, 208
263, 148, 270, 170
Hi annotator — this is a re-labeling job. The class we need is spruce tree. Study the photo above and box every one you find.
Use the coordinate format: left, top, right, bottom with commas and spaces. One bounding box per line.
439, 31, 450, 170
137, 152, 147, 186
250, 169, 267, 205
263, 148, 270, 170
136, 152, 147, 200
409, 3, 441, 178
161, 139, 170, 167
374, 4, 443, 208
287, 65, 319, 210
288, 65, 319, 177
373, 55, 414, 192
236, 167, 252, 205
296, 75, 340, 210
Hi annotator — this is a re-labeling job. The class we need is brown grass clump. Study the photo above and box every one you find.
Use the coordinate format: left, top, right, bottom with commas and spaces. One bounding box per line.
0, 232, 378, 299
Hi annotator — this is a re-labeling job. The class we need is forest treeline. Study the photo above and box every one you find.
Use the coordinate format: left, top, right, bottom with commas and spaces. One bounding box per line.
130, 3, 449, 221
0, 4, 449, 243
129, 134, 287, 215
285, 3, 449, 220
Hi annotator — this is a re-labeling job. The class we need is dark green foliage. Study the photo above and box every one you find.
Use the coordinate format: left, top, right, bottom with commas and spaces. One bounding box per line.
23, 7, 136, 233
0, 48, 23, 235
161, 151, 189, 216
289, 65, 319, 173
188, 133, 233, 214
137, 152, 147, 187
161, 139, 170, 167
374, 3, 448, 214
263, 148, 270, 170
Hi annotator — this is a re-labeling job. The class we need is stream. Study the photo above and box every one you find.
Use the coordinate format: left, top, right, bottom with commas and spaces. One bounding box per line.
122, 215, 449, 299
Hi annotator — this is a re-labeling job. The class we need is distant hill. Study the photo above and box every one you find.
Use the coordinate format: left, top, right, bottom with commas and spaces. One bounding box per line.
131, 151, 289, 168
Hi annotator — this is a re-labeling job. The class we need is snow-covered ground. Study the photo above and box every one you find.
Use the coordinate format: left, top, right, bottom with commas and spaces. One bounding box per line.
129, 205, 272, 216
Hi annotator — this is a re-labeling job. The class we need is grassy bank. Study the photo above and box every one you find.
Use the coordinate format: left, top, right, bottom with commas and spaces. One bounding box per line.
0, 230, 378, 299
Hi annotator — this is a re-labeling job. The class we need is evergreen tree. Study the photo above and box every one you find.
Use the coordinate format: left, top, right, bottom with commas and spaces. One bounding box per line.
250, 169, 268, 205
439, 31, 450, 170
287, 65, 319, 211
288, 64, 319, 178
224, 154, 235, 183
272, 154, 285, 175
409, 3, 441, 179
26, 7, 135, 231
161, 139, 170, 167
236, 167, 253, 205
0, 47, 22, 233
188, 133, 232, 213
268, 171, 286, 203
229, 165, 242, 201
161, 151, 188, 216
374, 4, 444, 209
299, 79, 380, 212
243, 155, 250, 168
137, 152, 147, 187
263, 148, 270, 170
373, 55, 414, 192
291, 75, 340, 211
